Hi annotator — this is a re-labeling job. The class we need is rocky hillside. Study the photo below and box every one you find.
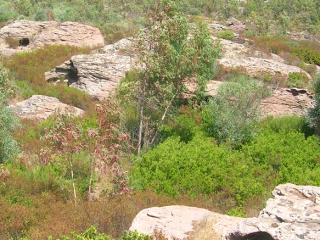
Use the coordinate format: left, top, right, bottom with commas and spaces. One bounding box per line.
3, 19, 316, 119
1, 3, 320, 238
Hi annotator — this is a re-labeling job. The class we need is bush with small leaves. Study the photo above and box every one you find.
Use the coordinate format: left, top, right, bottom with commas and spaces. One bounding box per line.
287, 72, 309, 88
217, 30, 235, 40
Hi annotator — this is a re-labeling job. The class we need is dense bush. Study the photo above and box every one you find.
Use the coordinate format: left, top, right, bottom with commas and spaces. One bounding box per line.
131, 116, 320, 209
293, 48, 320, 66
287, 72, 309, 88
203, 75, 270, 146
217, 30, 235, 41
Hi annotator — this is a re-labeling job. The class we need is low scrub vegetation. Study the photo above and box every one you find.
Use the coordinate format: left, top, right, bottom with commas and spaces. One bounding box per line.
3, 44, 94, 109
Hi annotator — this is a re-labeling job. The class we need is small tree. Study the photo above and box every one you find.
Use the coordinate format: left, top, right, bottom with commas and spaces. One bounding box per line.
203, 75, 271, 146
135, 0, 221, 155
44, 99, 129, 201
0, 63, 20, 162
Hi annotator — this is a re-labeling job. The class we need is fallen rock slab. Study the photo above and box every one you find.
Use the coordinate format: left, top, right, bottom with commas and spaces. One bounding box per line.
9, 95, 84, 120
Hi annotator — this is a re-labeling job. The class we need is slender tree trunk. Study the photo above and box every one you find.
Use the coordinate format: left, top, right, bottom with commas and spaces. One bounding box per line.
69, 159, 77, 205
150, 85, 181, 145
88, 148, 97, 201
137, 72, 148, 156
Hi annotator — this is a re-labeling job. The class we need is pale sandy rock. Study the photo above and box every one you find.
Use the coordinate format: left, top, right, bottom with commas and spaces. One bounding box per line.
206, 80, 223, 96
45, 39, 133, 101
229, 184, 320, 240
210, 21, 227, 32
260, 88, 314, 117
205, 81, 313, 117
226, 18, 246, 34
102, 37, 134, 53
46, 53, 132, 101
0, 20, 104, 56
217, 38, 311, 83
130, 184, 320, 240
287, 31, 320, 43
129, 206, 212, 239
219, 57, 311, 81
9, 95, 84, 120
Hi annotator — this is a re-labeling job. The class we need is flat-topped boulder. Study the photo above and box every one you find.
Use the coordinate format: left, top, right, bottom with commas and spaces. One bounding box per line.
0, 20, 104, 56
9, 95, 84, 120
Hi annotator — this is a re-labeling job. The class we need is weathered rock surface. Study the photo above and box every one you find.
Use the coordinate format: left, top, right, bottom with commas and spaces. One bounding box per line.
130, 184, 320, 240
0, 20, 104, 56
129, 205, 238, 240
260, 88, 314, 117
45, 38, 134, 100
9, 95, 84, 120
229, 183, 320, 240
217, 38, 311, 82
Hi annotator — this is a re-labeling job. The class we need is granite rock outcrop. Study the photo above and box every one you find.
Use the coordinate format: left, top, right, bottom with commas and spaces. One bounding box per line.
0, 20, 104, 56
130, 184, 320, 240
45, 38, 134, 100
9, 95, 84, 120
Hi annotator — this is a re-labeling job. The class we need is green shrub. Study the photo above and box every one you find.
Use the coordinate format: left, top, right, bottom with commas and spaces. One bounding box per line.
293, 48, 320, 66
33, 8, 47, 21
121, 230, 152, 240
217, 30, 235, 41
131, 120, 320, 207
131, 134, 269, 205
203, 75, 271, 146
262, 115, 314, 138
0, 63, 20, 162
51, 226, 112, 240
287, 72, 309, 88
308, 74, 320, 134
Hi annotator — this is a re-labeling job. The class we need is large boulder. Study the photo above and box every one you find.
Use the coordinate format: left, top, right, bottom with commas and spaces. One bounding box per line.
45, 38, 134, 100
229, 183, 320, 240
129, 184, 320, 240
129, 205, 244, 240
0, 20, 104, 56
9, 95, 84, 120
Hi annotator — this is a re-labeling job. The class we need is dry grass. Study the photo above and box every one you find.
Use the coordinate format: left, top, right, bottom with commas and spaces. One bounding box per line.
187, 215, 222, 240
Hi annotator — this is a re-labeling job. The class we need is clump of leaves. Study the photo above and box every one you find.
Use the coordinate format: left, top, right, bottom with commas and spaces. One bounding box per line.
203, 75, 271, 146
287, 72, 309, 88
217, 29, 235, 40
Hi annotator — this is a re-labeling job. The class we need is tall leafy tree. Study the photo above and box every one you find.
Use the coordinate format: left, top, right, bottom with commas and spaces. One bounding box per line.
135, 0, 221, 155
